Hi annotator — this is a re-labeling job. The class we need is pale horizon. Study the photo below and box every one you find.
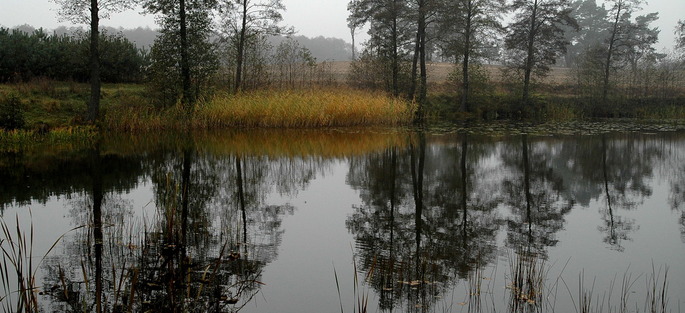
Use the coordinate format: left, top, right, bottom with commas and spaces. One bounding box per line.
0, 0, 682, 52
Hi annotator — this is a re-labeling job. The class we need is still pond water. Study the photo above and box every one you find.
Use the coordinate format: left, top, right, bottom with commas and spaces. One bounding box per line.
2, 122, 685, 313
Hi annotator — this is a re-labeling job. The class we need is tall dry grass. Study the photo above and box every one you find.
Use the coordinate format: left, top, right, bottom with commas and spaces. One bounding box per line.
103, 88, 414, 131
194, 88, 414, 128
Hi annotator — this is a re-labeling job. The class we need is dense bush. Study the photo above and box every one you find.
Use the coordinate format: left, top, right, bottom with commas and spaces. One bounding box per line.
0, 28, 147, 83
0, 93, 25, 130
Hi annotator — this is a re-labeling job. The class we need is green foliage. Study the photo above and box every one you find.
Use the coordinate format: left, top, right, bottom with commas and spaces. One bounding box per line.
678, 20, 685, 52
0, 28, 146, 83
0, 93, 25, 130
145, 0, 219, 107
564, 0, 609, 67
505, 0, 577, 78
574, 6, 664, 104
435, 0, 505, 63
348, 0, 416, 97
573, 46, 606, 98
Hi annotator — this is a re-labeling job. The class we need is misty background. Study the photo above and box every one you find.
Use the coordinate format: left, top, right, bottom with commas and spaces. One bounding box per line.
3, 24, 353, 62
0, 0, 683, 54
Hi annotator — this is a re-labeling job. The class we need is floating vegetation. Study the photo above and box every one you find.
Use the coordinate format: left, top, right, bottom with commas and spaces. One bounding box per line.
420, 119, 685, 137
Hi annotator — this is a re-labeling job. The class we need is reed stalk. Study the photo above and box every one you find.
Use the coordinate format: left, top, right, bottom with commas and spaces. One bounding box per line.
0, 211, 83, 313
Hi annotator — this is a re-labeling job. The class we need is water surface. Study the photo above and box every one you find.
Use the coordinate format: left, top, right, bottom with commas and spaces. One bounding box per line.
1, 124, 684, 312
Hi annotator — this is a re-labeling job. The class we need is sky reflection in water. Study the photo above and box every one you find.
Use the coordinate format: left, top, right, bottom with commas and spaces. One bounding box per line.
1, 125, 684, 312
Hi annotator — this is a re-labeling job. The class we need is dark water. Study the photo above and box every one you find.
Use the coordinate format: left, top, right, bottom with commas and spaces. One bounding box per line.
1, 124, 684, 312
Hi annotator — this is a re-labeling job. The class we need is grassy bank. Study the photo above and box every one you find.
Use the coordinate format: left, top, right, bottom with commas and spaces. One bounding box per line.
425, 86, 685, 121
104, 88, 415, 131
1, 81, 414, 148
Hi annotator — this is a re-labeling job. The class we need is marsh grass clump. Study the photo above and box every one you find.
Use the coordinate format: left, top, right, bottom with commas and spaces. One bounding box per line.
507, 249, 549, 312
101, 88, 413, 131
0, 126, 98, 152
566, 265, 672, 313
0, 212, 81, 313
195, 88, 415, 128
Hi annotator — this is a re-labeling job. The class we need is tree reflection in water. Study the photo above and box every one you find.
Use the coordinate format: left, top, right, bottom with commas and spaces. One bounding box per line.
346, 132, 502, 312
1, 128, 679, 312
40, 146, 302, 312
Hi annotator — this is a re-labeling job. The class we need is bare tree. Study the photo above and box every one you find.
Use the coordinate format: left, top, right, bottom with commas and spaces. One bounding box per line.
219, 0, 290, 92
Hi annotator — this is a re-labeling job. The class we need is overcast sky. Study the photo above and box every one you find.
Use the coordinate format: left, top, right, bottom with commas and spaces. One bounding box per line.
0, 0, 682, 51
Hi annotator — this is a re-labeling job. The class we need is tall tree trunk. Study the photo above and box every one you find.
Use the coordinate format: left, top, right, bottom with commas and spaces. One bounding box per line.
603, 0, 622, 103
418, 0, 427, 106
409, 32, 420, 100
235, 0, 248, 92
350, 26, 356, 60
414, 0, 428, 123
88, 0, 100, 122
460, 134, 468, 240
391, 0, 399, 97
460, 0, 473, 112
180, 0, 192, 111
522, 0, 538, 105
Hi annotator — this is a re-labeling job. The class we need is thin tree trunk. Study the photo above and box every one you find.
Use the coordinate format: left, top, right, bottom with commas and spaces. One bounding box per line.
418, 0, 427, 106
603, 0, 622, 103
461, 0, 473, 112
235, 0, 248, 92
413, 0, 428, 123
391, 0, 399, 97
180, 0, 192, 110
350, 26, 356, 60
409, 32, 420, 100
522, 0, 538, 105
88, 0, 100, 122
460, 134, 468, 238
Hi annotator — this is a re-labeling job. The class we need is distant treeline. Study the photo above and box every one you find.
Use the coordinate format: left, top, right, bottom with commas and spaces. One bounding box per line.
0, 27, 146, 83
268, 35, 351, 61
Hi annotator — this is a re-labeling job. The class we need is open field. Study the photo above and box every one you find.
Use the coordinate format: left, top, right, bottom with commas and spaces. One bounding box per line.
326, 61, 574, 84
